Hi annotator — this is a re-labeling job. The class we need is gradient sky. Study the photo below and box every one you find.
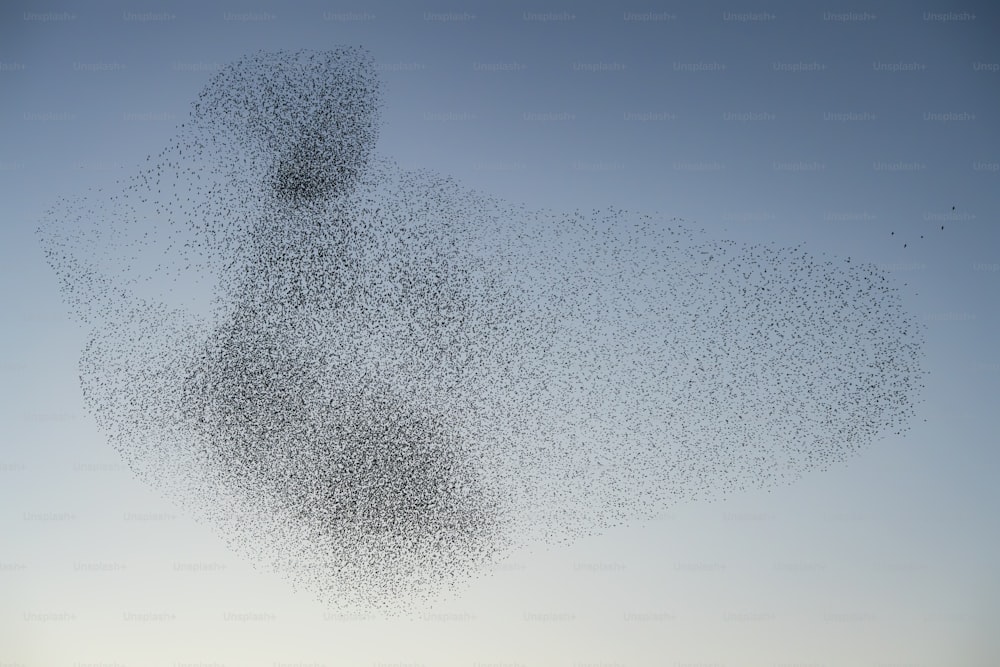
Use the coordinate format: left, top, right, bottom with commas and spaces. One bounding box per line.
2, 1, 999, 666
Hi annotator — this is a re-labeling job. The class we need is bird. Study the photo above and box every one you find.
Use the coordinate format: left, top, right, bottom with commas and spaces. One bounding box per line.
35, 47, 927, 615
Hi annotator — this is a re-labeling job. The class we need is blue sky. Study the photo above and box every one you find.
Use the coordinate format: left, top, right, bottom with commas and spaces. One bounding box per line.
2, 1, 998, 665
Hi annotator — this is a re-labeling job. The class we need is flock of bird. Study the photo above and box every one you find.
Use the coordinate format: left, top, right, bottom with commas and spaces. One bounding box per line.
38, 48, 925, 613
